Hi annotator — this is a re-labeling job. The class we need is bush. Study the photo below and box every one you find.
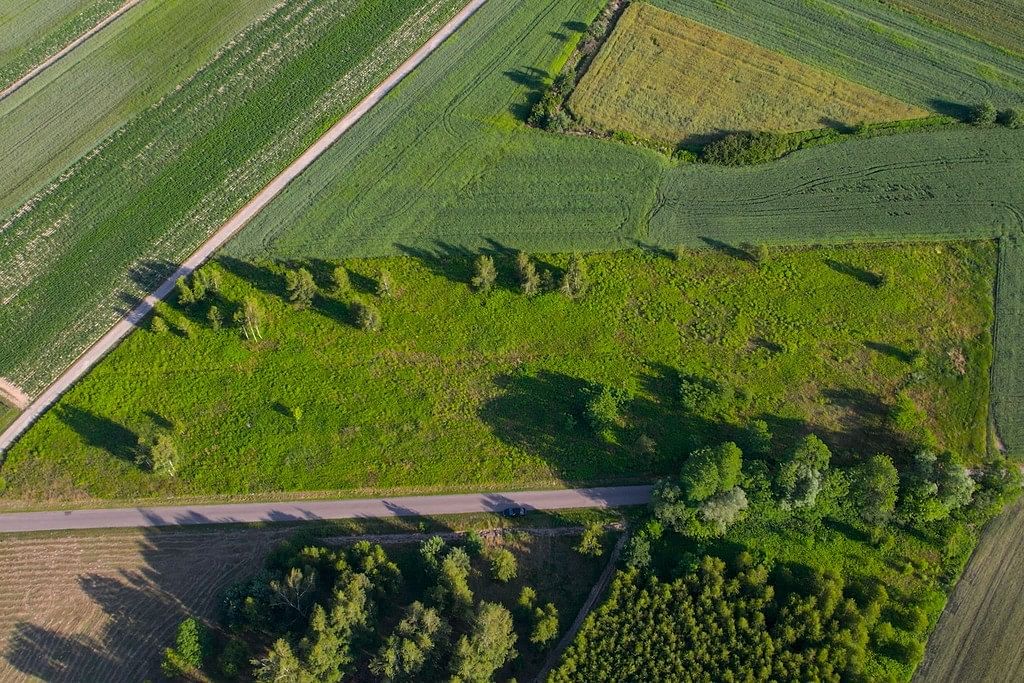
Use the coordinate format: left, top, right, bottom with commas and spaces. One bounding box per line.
585, 383, 630, 434
376, 270, 393, 298
702, 131, 794, 166
969, 100, 998, 125
354, 301, 381, 332
559, 254, 587, 298
471, 254, 497, 293
151, 316, 169, 334
515, 251, 540, 296
531, 602, 559, 645
576, 523, 604, 557
285, 267, 317, 308
679, 375, 736, 419
161, 617, 211, 676
488, 547, 518, 582
463, 530, 485, 556
1001, 107, 1023, 129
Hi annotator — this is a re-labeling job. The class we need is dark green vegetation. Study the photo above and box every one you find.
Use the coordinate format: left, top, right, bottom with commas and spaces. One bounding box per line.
158, 528, 612, 681
0, 0, 463, 396
555, 424, 1021, 680
0, 244, 994, 502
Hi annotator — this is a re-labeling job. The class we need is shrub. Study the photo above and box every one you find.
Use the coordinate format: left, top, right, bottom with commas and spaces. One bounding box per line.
1002, 107, 1023, 129
853, 454, 899, 525
161, 617, 211, 676
697, 487, 749, 536
151, 316, 169, 334
515, 251, 540, 296
206, 305, 222, 330
376, 270, 393, 298
531, 602, 559, 645
332, 266, 350, 293
471, 254, 497, 293
743, 419, 772, 456
576, 523, 604, 557
354, 301, 381, 332
585, 383, 629, 434
679, 375, 736, 419
285, 267, 317, 308
560, 254, 587, 298
969, 100, 997, 124
488, 547, 518, 582
176, 276, 195, 306
777, 435, 832, 509
463, 530, 485, 556
702, 131, 794, 166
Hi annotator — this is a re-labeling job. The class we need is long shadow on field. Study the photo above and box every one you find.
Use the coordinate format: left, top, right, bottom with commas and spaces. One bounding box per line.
824, 259, 884, 287
927, 98, 972, 121
219, 256, 287, 299
699, 237, 757, 264
864, 341, 918, 364
58, 406, 138, 464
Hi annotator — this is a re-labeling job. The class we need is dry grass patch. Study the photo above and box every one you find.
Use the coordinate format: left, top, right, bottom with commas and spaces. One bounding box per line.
569, 2, 927, 146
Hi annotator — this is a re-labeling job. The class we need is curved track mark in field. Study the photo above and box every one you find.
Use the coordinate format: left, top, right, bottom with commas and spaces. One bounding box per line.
0, 0, 146, 103
0, 0, 489, 455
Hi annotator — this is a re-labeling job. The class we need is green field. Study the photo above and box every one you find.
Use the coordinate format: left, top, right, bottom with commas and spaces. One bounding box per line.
0, 0, 464, 398
883, 0, 1024, 56
652, 0, 1024, 115
569, 3, 926, 146
0, 245, 994, 503
0, 0, 122, 91
0, 0, 283, 220
914, 499, 1024, 681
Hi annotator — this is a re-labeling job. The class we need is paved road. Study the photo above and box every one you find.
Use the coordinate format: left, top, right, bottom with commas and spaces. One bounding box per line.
0, 485, 652, 533
0, 0, 488, 454
0, 0, 145, 102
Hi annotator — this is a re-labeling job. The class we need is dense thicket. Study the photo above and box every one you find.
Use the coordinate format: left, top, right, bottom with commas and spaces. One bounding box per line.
552, 556, 875, 682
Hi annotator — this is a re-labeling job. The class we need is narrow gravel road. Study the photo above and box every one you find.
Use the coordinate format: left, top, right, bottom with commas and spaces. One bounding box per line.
0, 0, 145, 102
0, 485, 652, 533
0, 0, 488, 454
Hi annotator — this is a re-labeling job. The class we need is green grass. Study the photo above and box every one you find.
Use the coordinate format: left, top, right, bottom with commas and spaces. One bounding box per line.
0, 0, 122, 91
0, 0, 465, 397
0, 0, 283, 219
568, 2, 927, 146
881, 0, 1024, 57
993, 235, 1024, 456
652, 0, 1024, 114
913, 498, 1024, 681
0, 245, 994, 503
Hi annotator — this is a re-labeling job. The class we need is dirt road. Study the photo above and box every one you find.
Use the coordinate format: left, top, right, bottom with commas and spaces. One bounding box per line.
0, 0, 488, 455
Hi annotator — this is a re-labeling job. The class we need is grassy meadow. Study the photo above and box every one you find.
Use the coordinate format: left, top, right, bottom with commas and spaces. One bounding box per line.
0, 0, 122, 91
569, 3, 926, 146
0, 0, 464, 397
0, 244, 994, 503
883, 0, 1024, 55
0, 0, 283, 219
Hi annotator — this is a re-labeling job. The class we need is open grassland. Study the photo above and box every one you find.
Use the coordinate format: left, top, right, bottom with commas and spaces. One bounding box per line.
0, 245, 993, 503
0, 0, 464, 398
0, 0, 122, 92
0, 511, 607, 681
883, 0, 1024, 56
569, 3, 926, 146
0, 0, 283, 220
993, 237, 1024, 456
914, 499, 1024, 681
652, 0, 1024, 115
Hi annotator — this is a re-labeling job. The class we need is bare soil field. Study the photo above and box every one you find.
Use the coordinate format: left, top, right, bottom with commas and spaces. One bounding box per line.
0, 527, 291, 681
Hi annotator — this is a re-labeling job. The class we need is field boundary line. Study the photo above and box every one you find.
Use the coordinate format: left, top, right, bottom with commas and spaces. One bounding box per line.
0, 0, 146, 103
0, 485, 652, 533
0, 0, 488, 456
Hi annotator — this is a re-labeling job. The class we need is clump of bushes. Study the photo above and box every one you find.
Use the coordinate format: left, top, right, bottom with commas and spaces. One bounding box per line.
701, 131, 796, 166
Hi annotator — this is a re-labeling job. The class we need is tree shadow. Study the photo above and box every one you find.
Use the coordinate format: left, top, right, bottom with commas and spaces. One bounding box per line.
818, 116, 856, 134
219, 256, 286, 299
864, 341, 917, 364
698, 236, 756, 264
824, 259, 883, 287
505, 65, 549, 121
563, 20, 588, 32
57, 406, 138, 463
926, 98, 971, 121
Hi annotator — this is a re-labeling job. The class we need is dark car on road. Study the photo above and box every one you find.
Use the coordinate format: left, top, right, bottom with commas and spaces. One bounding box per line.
502, 506, 528, 517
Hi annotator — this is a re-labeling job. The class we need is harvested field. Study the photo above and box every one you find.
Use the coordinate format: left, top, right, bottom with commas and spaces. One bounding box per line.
569, 3, 926, 146
914, 499, 1024, 682
0, 0, 283, 220
883, 0, 1024, 56
0, 0, 464, 397
0, 0, 122, 92
652, 0, 1024, 114
0, 526, 291, 681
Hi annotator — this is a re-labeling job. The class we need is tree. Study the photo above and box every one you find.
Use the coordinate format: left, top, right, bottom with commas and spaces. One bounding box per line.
354, 301, 381, 332
462, 530, 485, 556
332, 266, 350, 293
531, 602, 559, 645
161, 617, 212, 677
1003, 107, 1023, 129
151, 433, 178, 477
777, 435, 831, 509
450, 602, 517, 682
176, 277, 195, 307
679, 442, 743, 502
471, 255, 497, 293
254, 638, 303, 682
207, 305, 222, 330
559, 254, 586, 298
970, 100, 997, 124
420, 536, 446, 573
234, 297, 263, 340
376, 270, 393, 298
697, 487, 749, 536
515, 251, 540, 296
487, 547, 517, 582
370, 602, 449, 681
286, 267, 317, 308
439, 547, 473, 609
899, 450, 975, 522
853, 454, 899, 526
151, 315, 169, 334
302, 573, 374, 682
743, 419, 773, 456
576, 523, 604, 556
585, 384, 628, 435
193, 266, 221, 295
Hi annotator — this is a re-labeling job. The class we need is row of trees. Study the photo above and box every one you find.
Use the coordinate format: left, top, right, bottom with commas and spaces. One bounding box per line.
162, 532, 565, 681
471, 252, 586, 299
